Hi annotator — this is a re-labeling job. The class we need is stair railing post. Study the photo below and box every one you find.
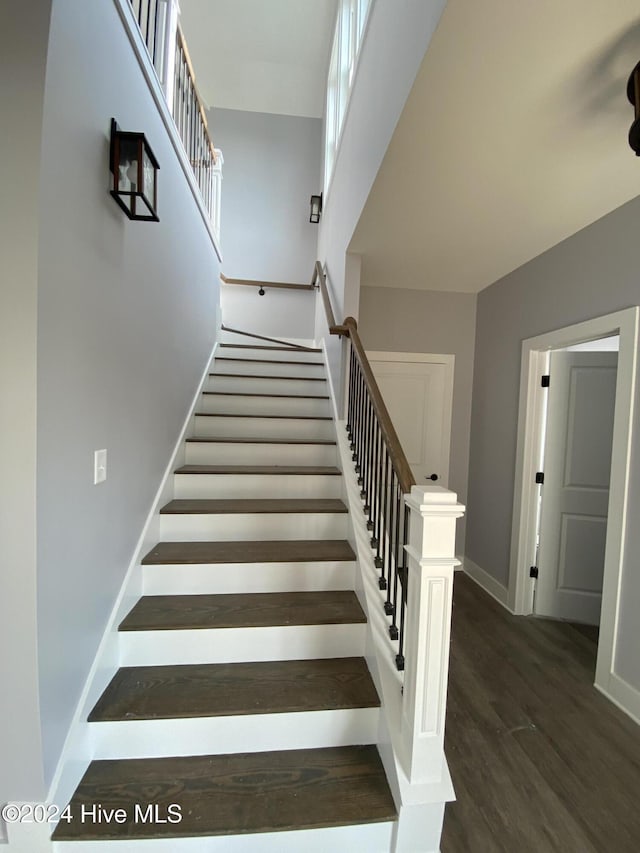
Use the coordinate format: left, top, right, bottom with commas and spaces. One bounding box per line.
399, 484, 465, 784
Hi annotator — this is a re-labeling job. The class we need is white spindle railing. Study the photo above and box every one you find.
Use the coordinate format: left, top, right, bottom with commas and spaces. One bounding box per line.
127, 0, 222, 237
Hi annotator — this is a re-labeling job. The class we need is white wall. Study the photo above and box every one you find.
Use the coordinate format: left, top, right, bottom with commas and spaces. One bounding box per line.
358, 286, 477, 554
315, 0, 447, 391
221, 284, 316, 340
211, 108, 322, 283
0, 1, 52, 808
35, 0, 220, 788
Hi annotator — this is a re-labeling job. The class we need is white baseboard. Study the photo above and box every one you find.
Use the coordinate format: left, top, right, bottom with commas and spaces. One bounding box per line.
595, 672, 640, 726
48, 341, 218, 812
461, 557, 512, 612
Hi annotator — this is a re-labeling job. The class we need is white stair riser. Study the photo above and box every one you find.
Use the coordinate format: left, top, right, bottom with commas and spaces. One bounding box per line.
199, 394, 330, 417
194, 415, 334, 440
119, 624, 366, 666
159, 512, 348, 542
217, 346, 321, 363
206, 375, 328, 396
184, 441, 337, 466
90, 708, 379, 760
143, 561, 356, 595
173, 473, 342, 499
52, 821, 396, 853
214, 359, 326, 378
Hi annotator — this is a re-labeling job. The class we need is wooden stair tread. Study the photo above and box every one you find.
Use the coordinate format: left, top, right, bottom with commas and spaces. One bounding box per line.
175, 464, 341, 475
195, 412, 332, 420
216, 356, 324, 366
186, 436, 336, 445
160, 498, 348, 514
120, 590, 367, 632
88, 657, 379, 721
220, 343, 322, 352
203, 391, 329, 399
51, 745, 396, 840
141, 539, 356, 565
210, 372, 327, 382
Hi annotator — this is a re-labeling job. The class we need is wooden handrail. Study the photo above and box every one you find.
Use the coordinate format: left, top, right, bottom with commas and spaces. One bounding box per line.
341, 317, 415, 494
313, 261, 414, 493
221, 273, 314, 292
312, 262, 339, 331
220, 325, 318, 352
176, 24, 216, 164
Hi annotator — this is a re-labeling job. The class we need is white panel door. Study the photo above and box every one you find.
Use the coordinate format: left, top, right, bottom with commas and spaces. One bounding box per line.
535, 351, 618, 624
367, 353, 453, 487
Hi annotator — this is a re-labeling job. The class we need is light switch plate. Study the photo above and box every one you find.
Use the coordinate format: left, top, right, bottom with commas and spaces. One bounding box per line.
94, 449, 107, 484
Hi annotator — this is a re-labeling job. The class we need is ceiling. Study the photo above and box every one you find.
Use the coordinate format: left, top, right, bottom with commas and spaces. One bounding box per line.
178, 0, 338, 117
350, 0, 640, 293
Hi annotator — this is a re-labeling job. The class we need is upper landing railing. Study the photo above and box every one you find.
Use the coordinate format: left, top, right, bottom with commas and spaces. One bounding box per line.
128, 0, 222, 239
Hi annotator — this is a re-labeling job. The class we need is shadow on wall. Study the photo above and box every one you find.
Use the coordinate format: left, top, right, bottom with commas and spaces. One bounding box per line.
561, 16, 640, 119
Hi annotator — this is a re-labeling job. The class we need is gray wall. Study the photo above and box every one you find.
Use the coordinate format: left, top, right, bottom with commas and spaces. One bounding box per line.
211, 108, 322, 283
359, 286, 477, 553
0, 0, 52, 807
221, 284, 316, 340
35, 0, 220, 788
467, 193, 640, 692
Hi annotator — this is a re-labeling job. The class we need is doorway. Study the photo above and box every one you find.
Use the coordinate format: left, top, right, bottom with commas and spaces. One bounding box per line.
509, 308, 638, 704
366, 351, 454, 488
533, 342, 618, 625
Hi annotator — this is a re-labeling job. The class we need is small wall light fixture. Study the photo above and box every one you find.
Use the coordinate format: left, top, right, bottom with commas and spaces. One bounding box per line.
627, 61, 640, 155
109, 118, 160, 221
309, 193, 323, 224
258, 286, 265, 296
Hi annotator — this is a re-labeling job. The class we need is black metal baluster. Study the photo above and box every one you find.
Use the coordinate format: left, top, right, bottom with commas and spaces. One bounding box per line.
364, 400, 376, 521
385, 471, 399, 622
372, 426, 383, 566
380, 452, 392, 591
369, 422, 380, 545
352, 364, 360, 463
151, 0, 160, 67
361, 398, 371, 501
346, 347, 355, 439
356, 370, 365, 485
396, 495, 409, 671
389, 476, 401, 640
145, 0, 152, 49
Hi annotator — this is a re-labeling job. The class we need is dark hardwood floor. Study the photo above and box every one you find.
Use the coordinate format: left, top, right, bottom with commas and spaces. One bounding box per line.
442, 573, 640, 853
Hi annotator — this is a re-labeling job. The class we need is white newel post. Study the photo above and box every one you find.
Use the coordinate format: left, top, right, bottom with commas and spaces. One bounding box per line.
400, 485, 465, 784
212, 148, 224, 243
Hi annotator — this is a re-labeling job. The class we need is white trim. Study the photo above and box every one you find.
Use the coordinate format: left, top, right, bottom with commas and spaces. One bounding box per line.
462, 557, 512, 612
112, 0, 222, 262
47, 341, 218, 812
323, 0, 375, 204
596, 672, 640, 726
508, 308, 639, 709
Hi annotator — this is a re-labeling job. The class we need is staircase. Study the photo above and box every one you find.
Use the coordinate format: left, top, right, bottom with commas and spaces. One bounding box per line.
52, 331, 397, 851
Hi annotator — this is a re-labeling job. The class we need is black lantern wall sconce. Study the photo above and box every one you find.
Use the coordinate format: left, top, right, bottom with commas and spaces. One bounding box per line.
309, 193, 322, 223
627, 61, 640, 155
109, 119, 160, 221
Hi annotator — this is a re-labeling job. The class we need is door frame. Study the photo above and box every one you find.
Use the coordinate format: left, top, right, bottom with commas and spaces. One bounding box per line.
365, 351, 455, 488
509, 307, 638, 696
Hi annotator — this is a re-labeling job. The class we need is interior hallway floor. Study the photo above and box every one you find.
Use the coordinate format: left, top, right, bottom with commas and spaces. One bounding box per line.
441, 573, 640, 852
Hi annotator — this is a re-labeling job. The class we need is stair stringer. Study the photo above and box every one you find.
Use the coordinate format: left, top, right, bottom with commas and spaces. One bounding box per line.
326, 371, 455, 852
47, 340, 219, 816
